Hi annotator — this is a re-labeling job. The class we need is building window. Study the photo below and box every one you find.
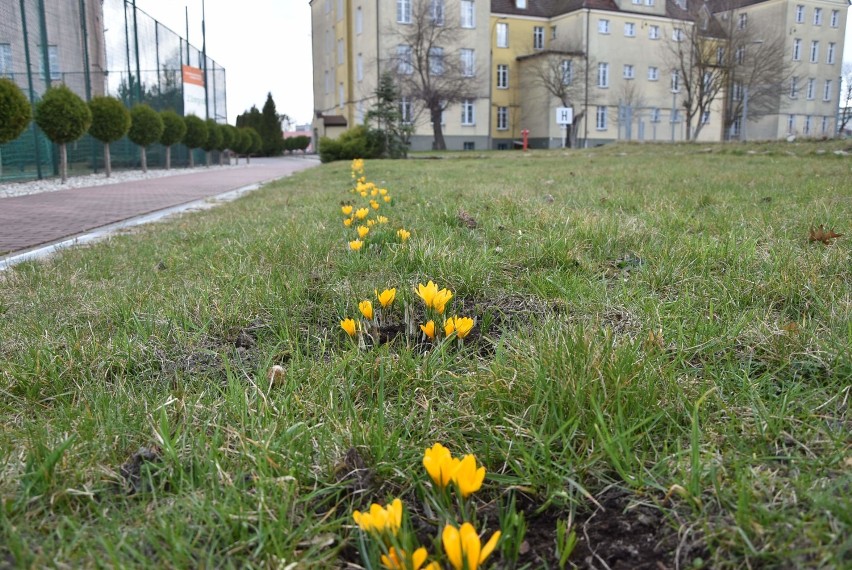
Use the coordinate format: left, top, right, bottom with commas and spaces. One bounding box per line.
551, 26, 557, 40
397, 0, 412, 23
533, 26, 544, 49
429, 47, 444, 75
806, 78, 815, 99
792, 38, 801, 61
671, 69, 680, 92
702, 72, 712, 91
397, 45, 413, 74
716, 47, 725, 64
830, 10, 839, 27
497, 106, 508, 130
461, 99, 475, 125
827, 42, 836, 64
732, 81, 743, 101
795, 5, 804, 23
738, 13, 747, 29
355, 7, 363, 34
339, 83, 345, 108
632, 0, 641, 4
648, 66, 658, 81
460, 48, 475, 77
39, 45, 60, 81
672, 28, 684, 41
813, 7, 822, 25
356, 54, 363, 81
596, 106, 607, 130
597, 62, 609, 88
790, 76, 798, 98
701, 110, 710, 124
516, 0, 527, 8
735, 46, 745, 64
496, 64, 508, 88
804, 115, 811, 135
561, 60, 573, 85
400, 97, 412, 124
623, 64, 635, 79
787, 114, 795, 133
0, 44, 11, 78
337, 39, 344, 64
650, 108, 661, 123
823, 79, 832, 101
463, 141, 475, 150
624, 22, 635, 37
598, 19, 610, 34
430, 0, 445, 25
460, 0, 475, 28
496, 22, 508, 47
672, 109, 681, 123
324, 70, 330, 93
809, 40, 818, 63
821, 116, 829, 134
731, 116, 741, 135
649, 25, 660, 39
645, 0, 655, 5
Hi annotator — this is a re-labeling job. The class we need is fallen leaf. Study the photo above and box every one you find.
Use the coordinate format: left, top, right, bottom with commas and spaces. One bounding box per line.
809, 225, 843, 245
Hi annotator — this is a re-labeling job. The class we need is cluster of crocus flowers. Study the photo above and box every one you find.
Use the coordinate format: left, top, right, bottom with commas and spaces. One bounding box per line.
415, 282, 476, 343
442, 523, 501, 570
423, 443, 486, 499
352, 498, 402, 535
340, 160, 403, 251
340, 287, 397, 342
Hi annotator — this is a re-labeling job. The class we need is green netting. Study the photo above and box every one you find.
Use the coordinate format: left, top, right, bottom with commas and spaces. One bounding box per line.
0, 0, 226, 182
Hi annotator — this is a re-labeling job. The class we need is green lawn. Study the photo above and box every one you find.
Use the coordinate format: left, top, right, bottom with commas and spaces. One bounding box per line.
1, 142, 850, 569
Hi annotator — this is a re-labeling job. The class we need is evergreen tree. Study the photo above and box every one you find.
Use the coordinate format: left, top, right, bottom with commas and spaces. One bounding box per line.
0, 78, 31, 145
159, 110, 187, 170
34, 85, 92, 183
260, 92, 284, 156
88, 96, 130, 178
366, 73, 408, 158
128, 104, 164, 173
235, 105, 262, 132
183, 115, 208, 168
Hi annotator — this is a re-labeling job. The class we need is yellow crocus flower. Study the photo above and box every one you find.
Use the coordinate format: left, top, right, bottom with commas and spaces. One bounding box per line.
380, 547, 432, 570
341, 205, 353, 215
383, 195, 392, 203
371, 188, 379, 196
377, 215, 389, 224
452, 454, 486, 498
359, 300, 374, 320
370, 200, 380, 210
423, 443, 458, 489
397, 229, 411, 241
432, 288, 453, 314
367, 219, 376, 227
444, 317, 455, 337
344, 217, 353, 227
376, 288, 396, 309
442, 523, 501, 570
349, 239, 363, 251
420, 320, 436, 340
416, 281, 438, 309
358, 225, 370, 238
340, 318, 357, 337
379, 188, 388, 195
356, 208, 369, 220
454, 317, 475, 339
360, 191, 368, 197
352, 498, 403, 534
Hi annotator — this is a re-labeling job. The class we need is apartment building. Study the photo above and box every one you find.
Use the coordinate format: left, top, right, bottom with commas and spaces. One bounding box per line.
311, 0, 848, 148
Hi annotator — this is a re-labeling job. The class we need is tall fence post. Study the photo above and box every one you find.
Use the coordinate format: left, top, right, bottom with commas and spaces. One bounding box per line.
19, 0, 43, 179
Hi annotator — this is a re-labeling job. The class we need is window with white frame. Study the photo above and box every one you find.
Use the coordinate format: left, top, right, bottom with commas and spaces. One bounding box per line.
397, 0, 412, 23
0, 44, 11, 77
598, 19, 610, 34
646, 0, 655, 5
813, 7, 822, 25
823, 79, 832, 101
716, 47, 725, 64
795, 5, 804, 23
623, 64, 635, 79
533, 26, 544, 49
460, 49, 475, 77
460, 0, 475, 28
397, 45, 413, 74
701, 110, 710, 124
703, 71, 712, 91
598, 62, 609, 87
461, 99, 475, 125
496, 23, 508, 47
672, 108, 681, 123
650, 108, 661, 122
497, 106, 508, 130
400, 97, 412, 124
430, 0, 445, 25
790, 76, 798, 98
40, 45, 60, 80
787, 114, 795, 133
339, 83, 344, 107
810, 40, 818, 62
735, 46, 745, 64
830, 9, 839, 27
738, 13, 747, 29
804, 115, 811, 135
732, 81, 743, 101
632, 0, 641, 4
356, 54, 363, 81
356, 101, 364, 124
561, 59, 573, 85
355, 7, 363, 34
821, 116, 829, 134
827, 42, 836, 64
551, 26, 557, 40
516, 0, 526, 7
463, 141, 475, 150
429, 47, 444, 75
337, 39, 344, 64
496, 64, 508, 88
648, 66, 659, 81
596, 106, 607, 130
671, 69, 680, 92
806, 77, 815, 99
649, 25, 660, 39
792, 38, 801, 60
673, 27, 684, 41
324, 70, 330, 93
624, 22, 636, 37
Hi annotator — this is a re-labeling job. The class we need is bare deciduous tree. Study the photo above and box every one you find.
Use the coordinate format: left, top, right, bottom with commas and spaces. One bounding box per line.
520, 41, 590, 147
386, 0, 480, 150
839, 63, 852, 134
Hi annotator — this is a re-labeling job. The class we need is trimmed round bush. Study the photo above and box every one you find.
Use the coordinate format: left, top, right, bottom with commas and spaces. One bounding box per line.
128, 104, 164, 148
35, 84, 92, 145
159, 110, 187, 147
0, 78, 32, 144
202, 119, 223, 152
182, 114, 208, 167
88, 96, 130, 144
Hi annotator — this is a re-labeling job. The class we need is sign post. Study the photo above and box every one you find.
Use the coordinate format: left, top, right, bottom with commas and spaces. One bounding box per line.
555, 107, 573, 148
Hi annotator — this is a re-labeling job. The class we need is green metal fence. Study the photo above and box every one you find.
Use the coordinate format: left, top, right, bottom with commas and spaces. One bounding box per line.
0, 0, 227, 182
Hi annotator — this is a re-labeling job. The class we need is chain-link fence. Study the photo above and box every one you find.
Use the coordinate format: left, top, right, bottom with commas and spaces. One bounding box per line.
0, 0, 227, 182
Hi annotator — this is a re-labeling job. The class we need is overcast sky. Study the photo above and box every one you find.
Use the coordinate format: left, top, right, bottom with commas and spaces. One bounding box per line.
137, 1, 849, 127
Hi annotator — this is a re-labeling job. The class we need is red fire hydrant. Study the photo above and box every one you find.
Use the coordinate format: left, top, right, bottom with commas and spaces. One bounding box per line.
522, 129, 529, 151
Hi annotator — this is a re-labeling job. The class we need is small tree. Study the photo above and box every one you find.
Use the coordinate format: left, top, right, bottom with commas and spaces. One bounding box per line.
183, 114, 208, 167
838, 63, 852, 134
88, 96, 130, 178
202, 119, 223, 166
34, 85, 92, 183
234, 128, 253, 164
247, 128, 262, 164
260, 93, 284, 155
128, 104, 164, 173
221, 124, 240, 165
365, 72, 408, 158
159, 110, 187, 170
0, 78, 31, 145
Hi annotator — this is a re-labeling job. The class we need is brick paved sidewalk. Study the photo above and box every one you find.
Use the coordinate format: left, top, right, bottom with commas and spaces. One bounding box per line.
0, 157, 318, 255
